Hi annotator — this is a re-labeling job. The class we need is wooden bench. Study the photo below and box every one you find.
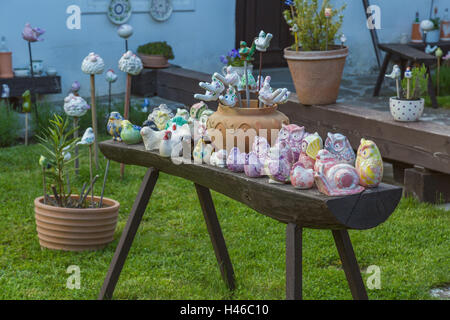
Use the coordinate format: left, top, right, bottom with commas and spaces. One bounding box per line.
97, 140, 402, 300
131, 67, 450, 204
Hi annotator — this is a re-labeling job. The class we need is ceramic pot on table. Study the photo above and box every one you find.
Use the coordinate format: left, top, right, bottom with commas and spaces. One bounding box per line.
138, 54, 169, 68
389, 97, 424, 122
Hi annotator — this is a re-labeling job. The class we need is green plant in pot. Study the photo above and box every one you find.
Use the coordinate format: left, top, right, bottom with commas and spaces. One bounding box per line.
388, 64, 428, 122
282, 0, 347, 105
137, 41, 174, 68
34, 114, 119, 251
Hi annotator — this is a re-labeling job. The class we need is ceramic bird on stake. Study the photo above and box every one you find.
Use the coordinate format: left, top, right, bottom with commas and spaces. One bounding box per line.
340, 34, 347, 48
22, 90, 32, 146
81, 52, 105, 169
314, 149, 365, 196
120, 120, 142, 145
117, 24, 133, 52
107, 111, 124, 141
385, 65, 401, 99
355, 138, 383, 188
77, 127, 96, 202
404, 67, 412, 99
436, 47, 443, 96
254, 30, 273, 94
258, 76, 290, 107
22, 23, 45, 78
71, 81, 81, 96
1, 84, 10, 113
216, 67, 243, 107
239, 40, 256, 107
219, 86, 238, 107
194, 74, 225, 102
105, 69, 118, 115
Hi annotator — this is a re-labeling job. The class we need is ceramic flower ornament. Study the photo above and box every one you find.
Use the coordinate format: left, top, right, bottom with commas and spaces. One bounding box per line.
105, 69, 118, 83
22, 23, 45, 42
63, 93, 90, 118
355, 138, 383, 188
118, 50, 143, 76
81, 52, 105, 74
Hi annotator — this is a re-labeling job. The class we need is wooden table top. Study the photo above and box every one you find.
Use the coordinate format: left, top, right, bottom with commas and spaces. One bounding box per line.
99, 140, 403, 230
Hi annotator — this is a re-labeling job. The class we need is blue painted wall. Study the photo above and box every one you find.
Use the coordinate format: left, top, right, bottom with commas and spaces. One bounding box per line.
0, 0, 448, 100
0, 0, 236, 100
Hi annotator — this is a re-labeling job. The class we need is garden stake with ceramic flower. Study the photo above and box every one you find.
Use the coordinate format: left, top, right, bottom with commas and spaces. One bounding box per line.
404, 67, 412, 99
118, 51, 143, 178
385, 65, 401, 99
435, 47, 443, 97
82, 52, 105, 169
254, 30, 273, 96
78, 127, 96, 203
238, 41, 256, 107
105, 69, 118, 116
22, 90, 32, 146
64, 93, 90, 175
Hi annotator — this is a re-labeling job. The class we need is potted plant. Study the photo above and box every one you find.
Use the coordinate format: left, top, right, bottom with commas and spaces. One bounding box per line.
219, 48, 252, 77
388, 64, 428, 122
283, 0, 347, 105
137, 41, 174, 68
34, 115, 120, 251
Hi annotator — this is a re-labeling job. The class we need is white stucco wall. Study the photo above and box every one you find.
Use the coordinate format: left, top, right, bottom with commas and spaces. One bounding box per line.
0, 0, 236, 100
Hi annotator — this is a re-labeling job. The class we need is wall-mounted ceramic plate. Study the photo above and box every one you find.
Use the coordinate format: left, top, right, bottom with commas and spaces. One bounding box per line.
150, 0, 173, 22
108, 0, 132, 25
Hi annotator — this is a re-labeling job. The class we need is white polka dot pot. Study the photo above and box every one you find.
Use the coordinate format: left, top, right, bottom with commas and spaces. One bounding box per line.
389, 97, 424, 122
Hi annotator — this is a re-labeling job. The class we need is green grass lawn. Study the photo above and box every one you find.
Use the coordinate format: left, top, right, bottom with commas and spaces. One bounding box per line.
0, 140, 448, 300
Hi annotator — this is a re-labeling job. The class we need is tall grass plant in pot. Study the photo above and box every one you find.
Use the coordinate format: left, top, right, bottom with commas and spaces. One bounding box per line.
283, 0, 347, 105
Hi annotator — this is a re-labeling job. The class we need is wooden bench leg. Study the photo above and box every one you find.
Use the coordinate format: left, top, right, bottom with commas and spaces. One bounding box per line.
194, 183, 236, 291
373, 52, 391, 96
332, 230, 368, 300
426, 66, 439, 108
98, 168, 160, 300
286, 223, 302, 300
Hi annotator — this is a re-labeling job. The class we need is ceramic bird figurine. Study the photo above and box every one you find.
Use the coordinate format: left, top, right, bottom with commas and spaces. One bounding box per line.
276, 124, 305, 162
340, 34, 347, 47
385, 65, 401, 79
244, 151, 265, 178
71, 81, 81, 95
77, 127, 95, 145
290, 163, 314, 189
1, 84, 10, 98
404, 67, 412, 79
238, 41, 256, 62
107, 111, 124, 141
149, 104, 173, 131
210, 149, 228, 168
169, 123, 192, 145
22, 23, 45, 42
117, 24, 133, 39
159, 130, 173, 157
140, 98, 150, 113
324, 132, 355, 166
254, 30, 273, 52
105, 69, 118, 83
296, 132, 323, 170
142, 119, 158, 130
355, 138, 383, 188
258, 76, 290, 106
238, 70, 257, 92
265, 141, 294, 184
194, 74, 225, 102
140, 126, 165, 150
120, 120, 142, 145
314, 149, 365, 196
219, 86, 238, 107
22, 90, 32, 113
425, 44, 438, 54
227, 147, 247, 172
217, 67, 240, 87
165, 116, 188, 131
190, 102, 208, 119
176, 108, 190, 121
193, 138, 214, 164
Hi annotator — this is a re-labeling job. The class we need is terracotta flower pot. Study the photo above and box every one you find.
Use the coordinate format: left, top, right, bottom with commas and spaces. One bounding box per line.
411, 23, 423, 43
34, 195, 120, 251
284, 46, 348, 105
0, 52, 13, 78
389, 97, 424, 122
206, 99, 289, 153
138, 53, 169, 69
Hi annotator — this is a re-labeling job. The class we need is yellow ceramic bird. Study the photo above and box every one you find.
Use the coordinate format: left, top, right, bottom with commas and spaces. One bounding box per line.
355, 138, 383, 188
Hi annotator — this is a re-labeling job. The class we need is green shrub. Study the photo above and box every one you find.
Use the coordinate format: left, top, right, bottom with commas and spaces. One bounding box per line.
0, 104, 20, 147
137, 41, 174, 59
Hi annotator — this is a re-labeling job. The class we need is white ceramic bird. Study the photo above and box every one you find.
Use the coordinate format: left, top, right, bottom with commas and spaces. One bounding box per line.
140, 126, 165, 150
340, 34, 347, 46
258, 76, 290, 106
194, 74, 225, 102
159, 131, 173, 157
425, 44, 438, 54
219, 86, 238, 107
77, 127, 95, 146
217, 67, 240, 87
404, 67, 412, 79
255, 30, 273, 52
105, 69, 118, 83
170, 123, 192, 145
210, 149, 228, 168
385, 65, 401, 79
1, 84, 10, 98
